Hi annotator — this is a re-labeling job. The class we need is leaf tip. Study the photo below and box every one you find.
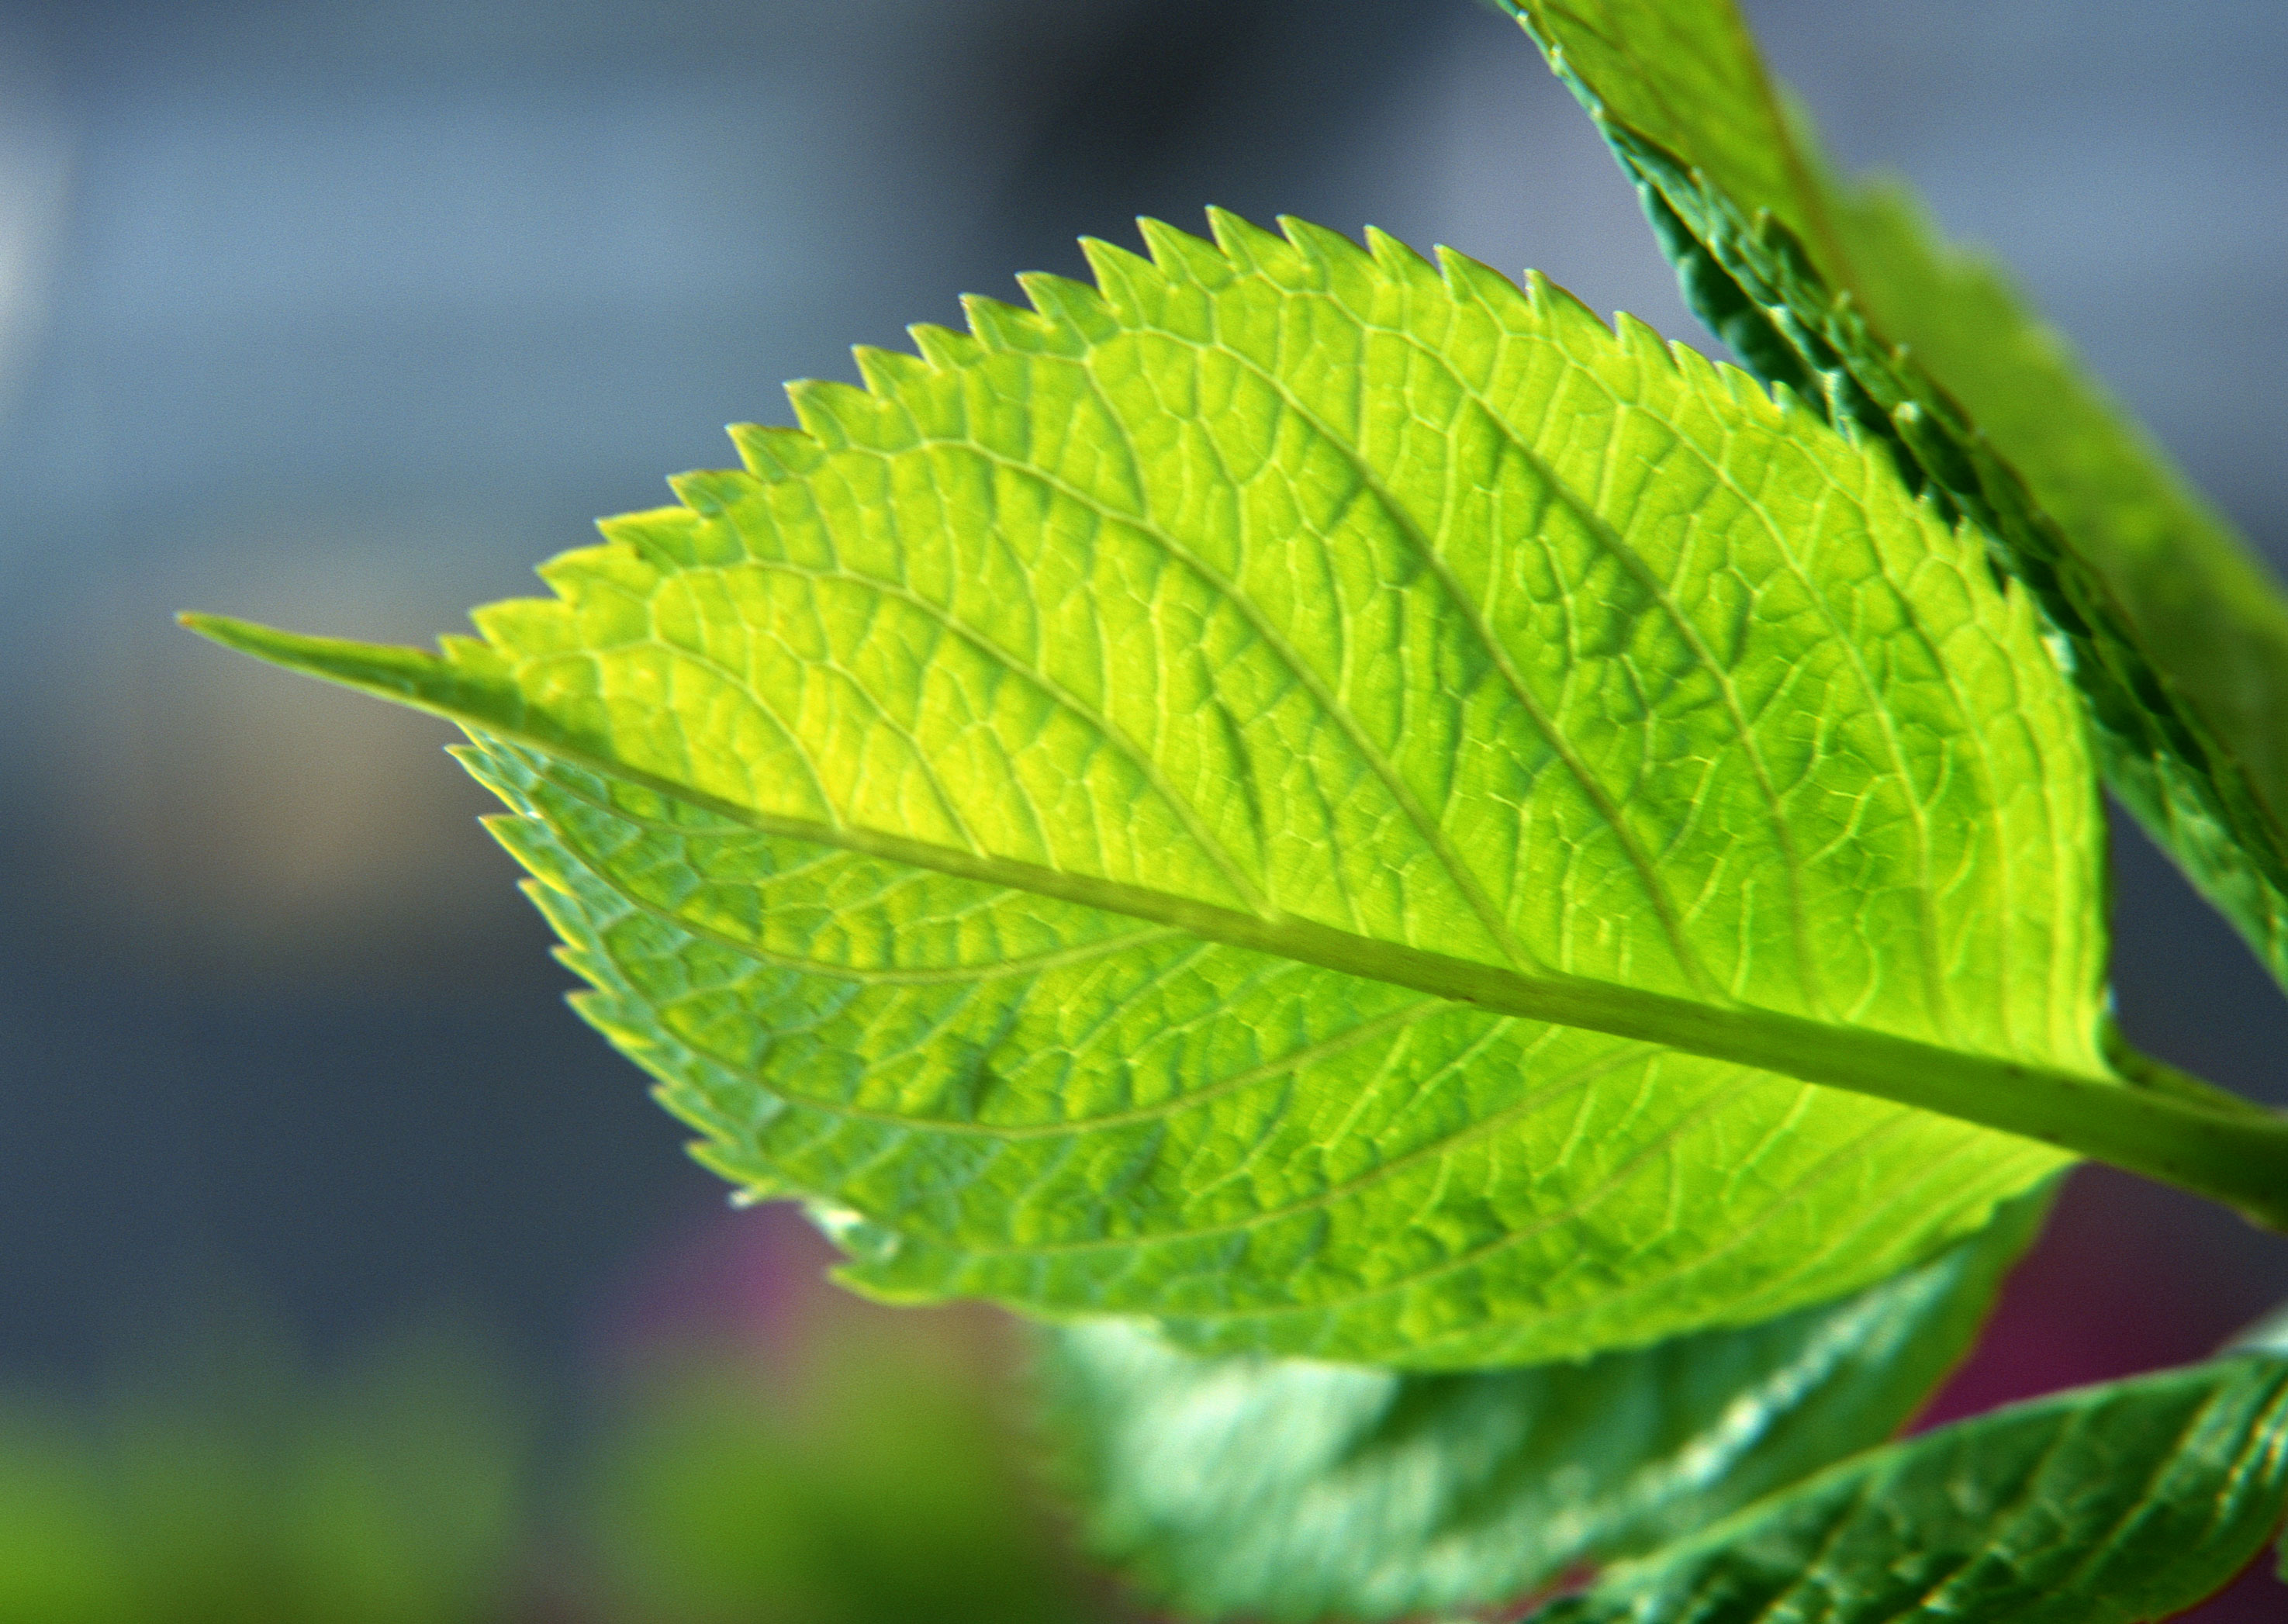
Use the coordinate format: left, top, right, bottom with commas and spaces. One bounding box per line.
1522, 268, 1612, 341
726, 420, 820, 480
1138, 215, 1235, 289
1203, 206, 1287, 272
179, 611, 341, 672
178, 607, 254, 644
1363, 223, 1437, 282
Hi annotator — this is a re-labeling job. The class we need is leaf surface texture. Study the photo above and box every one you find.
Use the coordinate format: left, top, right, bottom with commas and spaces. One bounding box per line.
187, 215, 2106, 1365
1495, 0, 2288, 987
1535, 1344, 2288, 1624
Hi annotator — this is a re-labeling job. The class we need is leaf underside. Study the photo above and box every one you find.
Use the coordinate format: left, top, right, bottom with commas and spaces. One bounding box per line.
1495, 0, 2288, 991
186, 212, 2107, 1367
1536, 1346, 2288, 1624
1041, 1188, 2047, 1622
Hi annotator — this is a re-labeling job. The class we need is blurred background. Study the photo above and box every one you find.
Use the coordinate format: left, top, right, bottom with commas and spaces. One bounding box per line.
0, 0, 2282, 1616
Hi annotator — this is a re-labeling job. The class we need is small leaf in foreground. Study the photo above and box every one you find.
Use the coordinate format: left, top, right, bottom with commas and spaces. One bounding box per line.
188, 213, 2118, 1366
1039, 1190, 2046, 1622
1533, 1342, 2288, 1624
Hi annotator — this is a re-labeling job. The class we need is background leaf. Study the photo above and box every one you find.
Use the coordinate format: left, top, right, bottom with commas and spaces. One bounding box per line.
1533, 1339, 2288, 1624
1039, 1188, 2046, 1622
0, 1319, 526, 1624
589, 1318, 1092, 1624
188, 213, 2107, 1367
1828, 179, 2288, 938
1492, 0, 2288, 993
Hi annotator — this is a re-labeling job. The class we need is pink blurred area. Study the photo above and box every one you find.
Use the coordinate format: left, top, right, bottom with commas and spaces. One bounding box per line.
593, 1197, 849, 1382
1917, 1166, 2288, 1620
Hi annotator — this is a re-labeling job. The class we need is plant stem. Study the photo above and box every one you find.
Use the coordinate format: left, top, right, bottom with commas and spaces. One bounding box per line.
174, 610, 2288, 1235
2103, 1025, 2280, 1120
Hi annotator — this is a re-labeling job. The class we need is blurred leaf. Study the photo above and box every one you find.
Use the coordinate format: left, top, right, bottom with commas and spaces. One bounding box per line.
187, 210, 2123, 1367
282, 1328, 526, 1624
589, 1308, 1094, 1624
1491, 0, 2288, 993
0, 1315, 524, 1624
1039, 1189, 2044, 1620
0, 1404, 132, 1624
1533, 1342, 2288, 1624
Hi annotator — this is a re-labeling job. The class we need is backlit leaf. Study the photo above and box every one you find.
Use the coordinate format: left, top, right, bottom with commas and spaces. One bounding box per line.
1492, 0, 2288, 990
186, 214, 2110, 1366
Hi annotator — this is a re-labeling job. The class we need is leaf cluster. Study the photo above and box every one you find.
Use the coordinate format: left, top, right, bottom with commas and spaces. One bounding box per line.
188, 2, 2288, 1618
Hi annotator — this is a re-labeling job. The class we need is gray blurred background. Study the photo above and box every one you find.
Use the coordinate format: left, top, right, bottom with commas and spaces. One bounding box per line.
0, 0, 2283, 1568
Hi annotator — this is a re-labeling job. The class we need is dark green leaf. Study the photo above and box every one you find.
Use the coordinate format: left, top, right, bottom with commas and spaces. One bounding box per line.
1040, 1190, 2046, 1621
1533, 1341, 2288, 1624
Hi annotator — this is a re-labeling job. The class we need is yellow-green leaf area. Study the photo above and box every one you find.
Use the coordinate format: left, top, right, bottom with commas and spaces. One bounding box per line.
185, 214, 2107, 1366
1496, 0, 2288, 990
1497, 0, 1849, 288
1830, 183, 2288, 973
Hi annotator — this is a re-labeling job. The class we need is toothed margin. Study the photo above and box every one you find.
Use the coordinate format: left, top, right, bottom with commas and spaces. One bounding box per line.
202, 206, 2006, 768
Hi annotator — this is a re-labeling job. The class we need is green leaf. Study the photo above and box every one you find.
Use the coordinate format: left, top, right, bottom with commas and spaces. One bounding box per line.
185, 213, 2124, 1367
1828, 182, 2288, 963
1493, 0, 2288, 992
589, 1333, 1090, 1624
1040, 1188, 2048, 1622
1533, 1342, 2288, 1624
0, 1320, 527, 1624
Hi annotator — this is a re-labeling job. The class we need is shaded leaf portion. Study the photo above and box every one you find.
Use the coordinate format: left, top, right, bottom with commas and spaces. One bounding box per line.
185, 214, 2107, 1367
1535, 1342, 2288, 1624
1494, 0, 2288, 989
1831, 183, 2288, 900
1039, 1190, 2046, 1622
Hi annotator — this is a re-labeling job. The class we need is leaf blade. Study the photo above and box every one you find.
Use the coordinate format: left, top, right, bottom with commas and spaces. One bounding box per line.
185, 216, 2117, 1363
1534, 1346, 2288, 1624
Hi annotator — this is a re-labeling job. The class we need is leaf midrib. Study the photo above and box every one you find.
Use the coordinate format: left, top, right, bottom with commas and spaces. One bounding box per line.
532, 792, 1467, 1139
182, 582, 2288, 1235
421, 676, 2064, 1084
621, 887, 1998, 1339
733, 261, 2007, 1043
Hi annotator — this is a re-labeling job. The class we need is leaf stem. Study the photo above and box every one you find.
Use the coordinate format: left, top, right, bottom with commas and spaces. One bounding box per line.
2103, 1025, 2280, 1121
174, 610, 2288, 1237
